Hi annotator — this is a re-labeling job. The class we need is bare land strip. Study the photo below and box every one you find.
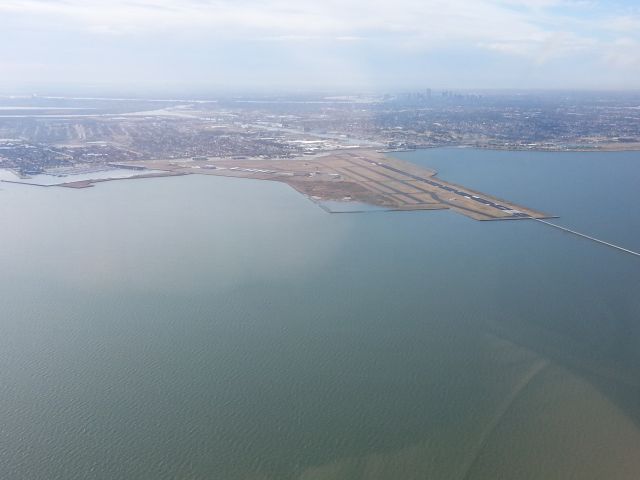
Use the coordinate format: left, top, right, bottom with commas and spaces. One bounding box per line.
59, 149, 552, 221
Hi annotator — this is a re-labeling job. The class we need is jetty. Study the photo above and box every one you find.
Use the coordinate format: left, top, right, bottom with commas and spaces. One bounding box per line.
536, 219, 640, 258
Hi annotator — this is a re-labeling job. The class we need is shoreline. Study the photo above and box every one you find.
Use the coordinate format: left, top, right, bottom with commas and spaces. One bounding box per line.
408, 143, 640, 153
470, 144, 640, 153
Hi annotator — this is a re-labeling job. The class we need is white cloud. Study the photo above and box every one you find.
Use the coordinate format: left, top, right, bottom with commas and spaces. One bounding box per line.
0, 0, 620, 58
0, 0, 553, 41
604, 15, 640, 34
0, 0, 638, 89
602, 37, 640, 70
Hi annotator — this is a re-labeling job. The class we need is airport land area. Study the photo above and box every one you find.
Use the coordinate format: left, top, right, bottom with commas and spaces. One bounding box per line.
85, 150, 551, 221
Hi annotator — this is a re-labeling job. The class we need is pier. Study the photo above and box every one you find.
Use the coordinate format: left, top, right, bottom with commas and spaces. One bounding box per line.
536, 219, 640, 258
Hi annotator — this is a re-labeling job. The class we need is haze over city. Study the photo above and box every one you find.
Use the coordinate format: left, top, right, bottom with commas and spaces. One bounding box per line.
2, 0, 640, 93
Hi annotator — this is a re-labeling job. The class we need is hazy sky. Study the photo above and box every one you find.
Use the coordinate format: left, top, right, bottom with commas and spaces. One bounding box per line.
1, 0, 639, 93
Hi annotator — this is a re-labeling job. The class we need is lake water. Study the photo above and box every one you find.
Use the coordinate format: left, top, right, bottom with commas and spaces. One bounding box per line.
1, 148, 639, 479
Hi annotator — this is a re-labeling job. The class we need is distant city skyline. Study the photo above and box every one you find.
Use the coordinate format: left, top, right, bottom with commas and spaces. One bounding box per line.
1, 0, 640, 93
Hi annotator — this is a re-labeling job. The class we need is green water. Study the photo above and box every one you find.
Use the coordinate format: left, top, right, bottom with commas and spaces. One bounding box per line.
1, 149, 639, 479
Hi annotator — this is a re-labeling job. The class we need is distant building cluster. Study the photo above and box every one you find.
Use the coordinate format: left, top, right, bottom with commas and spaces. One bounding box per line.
1, 91, 639, 175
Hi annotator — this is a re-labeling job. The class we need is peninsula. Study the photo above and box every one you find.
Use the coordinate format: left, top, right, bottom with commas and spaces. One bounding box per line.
59, 149, 553, 221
